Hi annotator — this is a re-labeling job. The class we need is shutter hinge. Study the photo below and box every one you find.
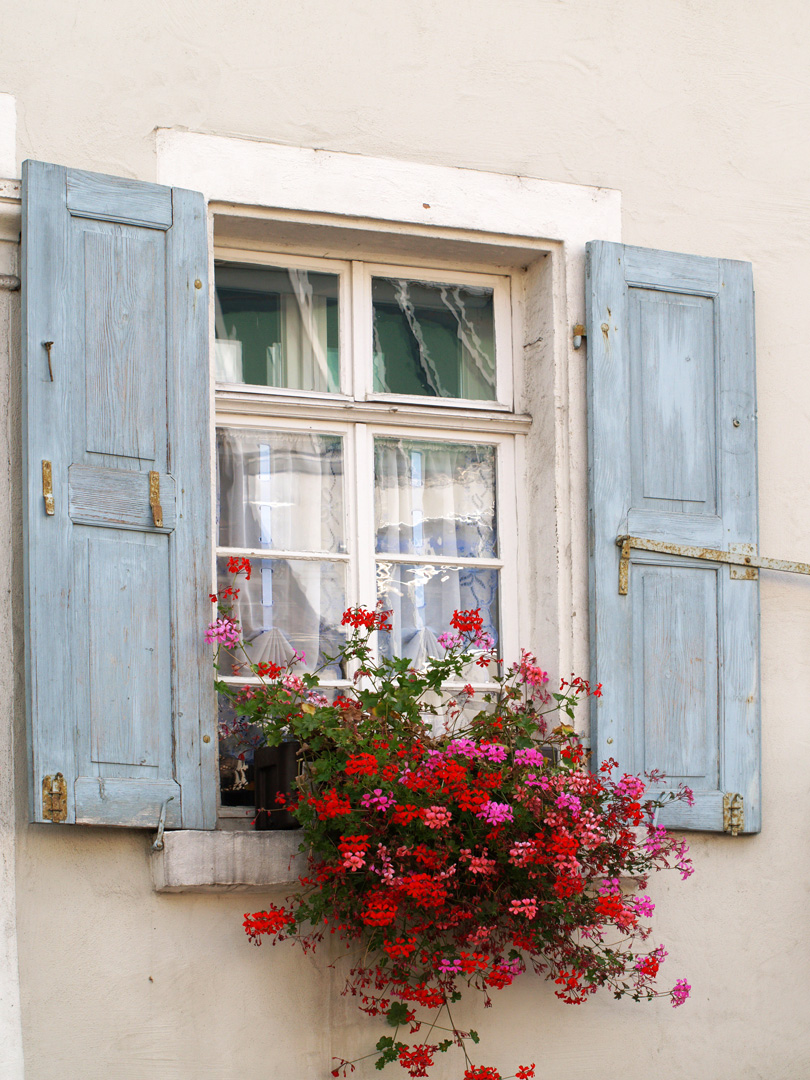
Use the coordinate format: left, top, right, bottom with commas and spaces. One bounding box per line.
149, 470, 163, 529
42, 773, 67, 822
723, 792, 744, 836
41, 460, 55, 516
616, 535, 810, 595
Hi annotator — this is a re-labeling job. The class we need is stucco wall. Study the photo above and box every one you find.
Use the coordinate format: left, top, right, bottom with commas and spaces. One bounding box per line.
1, 2, 810, 1077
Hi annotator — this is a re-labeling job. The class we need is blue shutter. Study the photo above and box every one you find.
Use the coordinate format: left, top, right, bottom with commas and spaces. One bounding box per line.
22, 161, 216, 829
586, 242, 760, 833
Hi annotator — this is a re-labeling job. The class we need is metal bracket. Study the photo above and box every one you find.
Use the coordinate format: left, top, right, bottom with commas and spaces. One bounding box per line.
42, 460, 55, 516
149, 470, 163, 529
42, 773, 67, 822
151, 796, 175, 852
616, 534, 810, 595
723, 792, 744, 836
572, 323, 586, 349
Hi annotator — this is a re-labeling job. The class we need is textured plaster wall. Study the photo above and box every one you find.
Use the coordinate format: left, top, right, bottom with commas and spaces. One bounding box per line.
1, 2, 810, 1077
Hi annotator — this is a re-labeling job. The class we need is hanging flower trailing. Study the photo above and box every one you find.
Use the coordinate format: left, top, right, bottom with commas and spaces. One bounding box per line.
210, 566, 694, 1080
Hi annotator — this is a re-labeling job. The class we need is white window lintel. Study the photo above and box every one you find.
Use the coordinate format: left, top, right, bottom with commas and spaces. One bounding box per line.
156, 129, 620, 251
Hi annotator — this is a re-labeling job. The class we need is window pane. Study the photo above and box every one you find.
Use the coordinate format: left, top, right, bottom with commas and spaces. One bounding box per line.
376, 563, 500, 661
372, 277, 496, 400
216, 557, 347, 679
217, 428, 345, 553
374, 438, 497, 558
215, 263, 340, 392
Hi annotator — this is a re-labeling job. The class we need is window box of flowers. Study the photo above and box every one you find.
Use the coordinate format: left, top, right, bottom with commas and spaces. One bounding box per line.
209, 564, 693, 1080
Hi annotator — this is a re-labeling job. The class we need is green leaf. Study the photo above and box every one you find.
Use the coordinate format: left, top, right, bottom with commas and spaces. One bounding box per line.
469, 1030, 480, 1044
386, 1002, 411, 1027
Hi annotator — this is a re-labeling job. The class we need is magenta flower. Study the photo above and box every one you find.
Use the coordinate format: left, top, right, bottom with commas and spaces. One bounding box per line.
476, 800, 514, 826
204, 617, 241, 647
671, 978, 691, 1007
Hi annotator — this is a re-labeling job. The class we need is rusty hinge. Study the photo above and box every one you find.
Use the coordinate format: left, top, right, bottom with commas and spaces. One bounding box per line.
149, 470, 163, 529
42, 773, 67, 822
42, 459, 55, 516
572, 323, 586, 349
723, 792, 744, 836
617, 535, 810, 595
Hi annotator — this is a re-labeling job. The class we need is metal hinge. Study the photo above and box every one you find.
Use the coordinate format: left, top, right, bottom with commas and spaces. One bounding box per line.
148, 470, 163, 529
42, 773, 67, 822
617, 535, 810, 595
723, 792, 744, 836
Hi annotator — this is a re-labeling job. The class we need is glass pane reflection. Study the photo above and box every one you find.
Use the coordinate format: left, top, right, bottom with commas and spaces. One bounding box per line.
216, 557, 347, 679
376, 562, 500, 662
217, 428, 345, 554
375, 438, 497, 559
215, 263, 339, 392
372, 277, 495, 400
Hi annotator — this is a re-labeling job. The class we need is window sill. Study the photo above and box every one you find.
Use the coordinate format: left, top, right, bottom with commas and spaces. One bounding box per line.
151, 829, 307, 893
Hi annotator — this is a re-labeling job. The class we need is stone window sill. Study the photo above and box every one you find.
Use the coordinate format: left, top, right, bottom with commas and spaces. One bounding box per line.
151, 829, 307, 893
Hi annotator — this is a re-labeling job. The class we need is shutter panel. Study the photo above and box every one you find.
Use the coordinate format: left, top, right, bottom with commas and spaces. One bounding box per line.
586, 241, 760, 833
22, 160, 216, 829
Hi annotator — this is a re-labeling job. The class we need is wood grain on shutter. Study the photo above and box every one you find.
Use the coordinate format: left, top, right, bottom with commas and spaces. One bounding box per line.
23, 160, 214, 829
586, 241, 760, 832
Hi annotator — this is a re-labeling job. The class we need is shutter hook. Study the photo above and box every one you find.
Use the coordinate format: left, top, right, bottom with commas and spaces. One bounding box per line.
151, 796, 175, 851
43, 341, 54, 382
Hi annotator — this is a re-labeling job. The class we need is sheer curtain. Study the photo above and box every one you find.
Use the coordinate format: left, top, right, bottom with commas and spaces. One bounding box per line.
374, 438, 499, 660
217, 428, 346, 675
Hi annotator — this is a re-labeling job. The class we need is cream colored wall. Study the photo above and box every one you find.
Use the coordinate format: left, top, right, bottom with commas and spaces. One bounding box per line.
2, 2, 810, 1077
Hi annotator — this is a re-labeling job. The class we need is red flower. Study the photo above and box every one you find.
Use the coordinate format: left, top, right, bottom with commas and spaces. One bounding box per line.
341, 606, 391, 630
256, 661, 282, 678
515, 1065, 536, 1078
344, 753, 378, 777
450, 608, 484, 633
227, 556, 252, 580
243, 905, 295, 941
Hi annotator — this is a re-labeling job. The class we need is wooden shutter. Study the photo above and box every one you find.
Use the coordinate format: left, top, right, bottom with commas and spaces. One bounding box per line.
586, 241, 760, 833
22, 160, 216, 829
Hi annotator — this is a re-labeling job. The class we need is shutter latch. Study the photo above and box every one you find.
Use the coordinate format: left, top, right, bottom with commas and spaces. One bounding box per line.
723, 792, 744, 836
617, 535, 810, 595
149, 470, 163, 529
151, 796, 175, 852
42, 773, 67, 822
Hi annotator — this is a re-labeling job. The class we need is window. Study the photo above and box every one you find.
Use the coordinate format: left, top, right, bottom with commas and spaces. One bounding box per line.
213, 253, 520, 820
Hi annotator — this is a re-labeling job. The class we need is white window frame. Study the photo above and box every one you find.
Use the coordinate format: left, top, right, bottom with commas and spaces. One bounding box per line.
153, 131, 622, 875
214, 256, 521, 820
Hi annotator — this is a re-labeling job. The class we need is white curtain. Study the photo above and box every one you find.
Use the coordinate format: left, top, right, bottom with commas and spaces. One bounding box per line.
374, 438, 499, 658
217, 428, 346, 676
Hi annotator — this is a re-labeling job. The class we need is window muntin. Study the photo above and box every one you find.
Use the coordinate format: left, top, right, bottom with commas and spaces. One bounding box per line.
372, 277, 496, 400
215, 263, 341, 392
214, 254, 519, 817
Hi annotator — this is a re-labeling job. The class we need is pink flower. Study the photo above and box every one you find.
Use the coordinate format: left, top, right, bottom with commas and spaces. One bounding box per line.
477, 743, 507, 764
509, 898, 538, 919
598, 876, 621, 897
475, 800, 514, 826
423, 805, 452, 829
515, 747, 545, 768
360, 789, 396, 812
204, 617, 241, 647
672, 978, 691, 1007
631, 894, 656, 918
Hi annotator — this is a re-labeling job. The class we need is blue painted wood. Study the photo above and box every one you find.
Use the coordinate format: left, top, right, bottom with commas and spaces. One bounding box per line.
23, 160, 214, 829
66, 169, 173, 230
587, 241, 760, 833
